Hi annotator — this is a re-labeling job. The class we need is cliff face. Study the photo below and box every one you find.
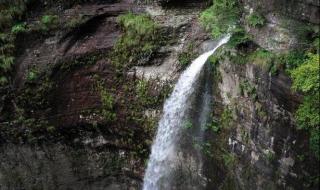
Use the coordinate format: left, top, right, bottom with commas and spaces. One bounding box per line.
0, 0, 318, 189
212, 57, 318, 189
0, 1, 211, 189
242, 0, 319, 51
207, 1, 319, 189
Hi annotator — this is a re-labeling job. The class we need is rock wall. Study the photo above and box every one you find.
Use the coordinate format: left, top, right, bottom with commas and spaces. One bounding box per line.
242, 0, 319, 52
0, 1, 212, 189
211, 53, 319, 189
243, 0, 319, 24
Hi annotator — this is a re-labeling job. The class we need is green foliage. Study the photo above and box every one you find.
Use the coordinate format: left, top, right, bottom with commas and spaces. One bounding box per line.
0, 56, 14, 72
26, 68, 39, 81
227, 27, 251, 48
221, 107, 233, 128
11, 23, 27, 34
290, 53, 320, 159
274, 51, 307, 74
136, 80, 152, 106
96, 80, 116, 122
205, 119, 220, 132
18, 77, 54, 111
222, 152, 236, 169
209, 55, 220, 66
66, 14, 88, 29
310, 128, 320, 159
111, 13, 160, 69
178, 43, 197, 67
291, 54, 319, 94
265, 150, 276, 162
0, 76, 8, 85
249, 49, 275, 69
240, 80, 257, 100
183, 121, 193, 129
118, 13, 156, 37
246, 12, 266, 28
40, 15, 59, 30
200, 0, 240, 38
312, 36, 319, 54
0, 0, 29, 31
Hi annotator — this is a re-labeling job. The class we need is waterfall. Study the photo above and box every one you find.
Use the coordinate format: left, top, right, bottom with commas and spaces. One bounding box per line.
143, 35, 230, 190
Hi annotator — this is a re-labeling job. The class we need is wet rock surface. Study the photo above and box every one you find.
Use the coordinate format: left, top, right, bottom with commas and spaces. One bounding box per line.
211, 56, 319, 190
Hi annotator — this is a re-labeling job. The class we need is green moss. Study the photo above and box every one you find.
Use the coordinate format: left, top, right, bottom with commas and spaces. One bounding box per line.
0, 0, 29, 31
246, 12, 266, 28
221, 107, 233, 128
265, 150, 276, 162
290, 53, 320, 159
26, 67, 40, 81
222, 152, 236, 169
111, 13, 160, 70
40, 15, 59, 31
227, 27, 251, 48
11, 23, 27, 34
183, 121, 193, 129
240, 80, 257, 100
178, 43, 197, 67
95, 79, 116, 122
249, 49, 275, 69
65, 14, 88, 29
200, 0, 240, 38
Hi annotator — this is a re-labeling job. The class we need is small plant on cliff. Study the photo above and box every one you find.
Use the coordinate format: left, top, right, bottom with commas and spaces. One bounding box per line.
178, 43, 198, 67
40, 15, 59, 31
11, 23, 27, 34
290, 53, 320, 159
249, 49, 275, 70
227, 27, 251, 48
246, 12, 266, 28
200, 0, 240, 38
96, 79, 116, 122
111, 13, 160, 70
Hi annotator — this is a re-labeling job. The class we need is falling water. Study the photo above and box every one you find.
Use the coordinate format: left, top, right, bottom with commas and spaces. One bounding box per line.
143, 35, 230, 190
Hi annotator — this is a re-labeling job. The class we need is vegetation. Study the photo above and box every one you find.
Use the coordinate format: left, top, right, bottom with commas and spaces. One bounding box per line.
246, 12, 266, 28
290, 53, 319, 159
11, 23, 27, 34
111, 13, 160, 70
249, 49, 275, 69
222, 152, 236, 169
40, 15, 59, 31
66, 14, 88, 29
228, 27, 250, 46
95, 79, 116, 122
200, 0, 240, 38
0, 0, 30, 31
178, 43, 198, 67
220, 107, 233, 128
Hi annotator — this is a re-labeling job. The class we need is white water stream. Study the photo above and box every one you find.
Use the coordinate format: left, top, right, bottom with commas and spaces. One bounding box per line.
143, 35, 230, 190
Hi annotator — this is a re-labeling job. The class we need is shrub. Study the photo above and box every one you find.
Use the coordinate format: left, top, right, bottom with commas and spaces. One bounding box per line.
26, 68, 39, 81
290, 53, 320, 159
277, 51, 307, 73
0, 0, 29, 31
227, 27, 251, 48
40, 15, 59, 30
96, 80, 116, 122
111, 13, 160, 69
11, 23, 27, 34
0, 76, 8, 85
200, 0, 240, 38
249, 49, 275, 69
246, 12, 266, 28
178, 43, 197, 67
223, 152, 236, 169
66, 14, 88, 29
